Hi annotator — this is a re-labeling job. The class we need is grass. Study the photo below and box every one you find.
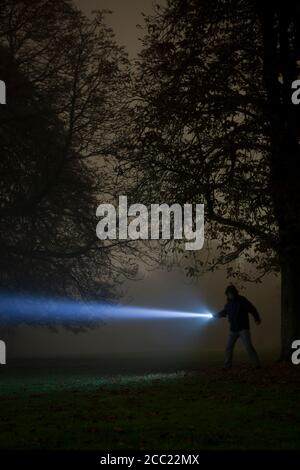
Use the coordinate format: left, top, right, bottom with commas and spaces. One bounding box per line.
0, 356, 300, 450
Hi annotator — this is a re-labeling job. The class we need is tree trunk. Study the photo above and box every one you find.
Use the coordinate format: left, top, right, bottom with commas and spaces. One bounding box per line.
280, 256, 300, 360
258, 1, 300, 360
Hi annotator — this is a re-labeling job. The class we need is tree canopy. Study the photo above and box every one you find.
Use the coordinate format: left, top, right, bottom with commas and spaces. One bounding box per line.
0, 0, 136, 326
117, 0, 300, 357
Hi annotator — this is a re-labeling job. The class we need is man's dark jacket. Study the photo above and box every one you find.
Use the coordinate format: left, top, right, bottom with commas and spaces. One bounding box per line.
216, 295, 260, 332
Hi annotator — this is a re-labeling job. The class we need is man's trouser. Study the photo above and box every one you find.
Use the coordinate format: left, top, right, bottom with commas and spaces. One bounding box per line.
224, 329, 261, 368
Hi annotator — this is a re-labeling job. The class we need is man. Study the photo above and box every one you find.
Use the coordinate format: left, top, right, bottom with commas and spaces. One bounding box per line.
214, 285, 261, 369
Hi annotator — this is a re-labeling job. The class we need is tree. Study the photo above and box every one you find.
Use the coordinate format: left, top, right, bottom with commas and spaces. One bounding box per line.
118, 0, 300, 359
0, 0, 136, 329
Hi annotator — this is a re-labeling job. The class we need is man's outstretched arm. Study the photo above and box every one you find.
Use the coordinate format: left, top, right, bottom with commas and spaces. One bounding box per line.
213, 307, 227, 319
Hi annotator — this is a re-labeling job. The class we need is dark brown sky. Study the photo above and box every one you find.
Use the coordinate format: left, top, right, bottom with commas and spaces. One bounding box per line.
14, 0, 281, 359
74, 0, 159, 57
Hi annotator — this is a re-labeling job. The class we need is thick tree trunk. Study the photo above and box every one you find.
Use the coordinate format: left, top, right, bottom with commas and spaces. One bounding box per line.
258, 1, 300, 360
281, 257, 300, 360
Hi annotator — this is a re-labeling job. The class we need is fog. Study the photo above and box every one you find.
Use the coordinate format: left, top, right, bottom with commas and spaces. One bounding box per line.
7, 0, 281, 360
12, 267, 280, 358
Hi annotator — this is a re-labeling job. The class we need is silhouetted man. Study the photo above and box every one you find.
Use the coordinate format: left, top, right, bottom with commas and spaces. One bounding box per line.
214, 285, 261, 369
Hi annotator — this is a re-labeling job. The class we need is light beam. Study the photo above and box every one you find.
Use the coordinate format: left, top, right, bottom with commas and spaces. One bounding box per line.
0, 293, 213, 325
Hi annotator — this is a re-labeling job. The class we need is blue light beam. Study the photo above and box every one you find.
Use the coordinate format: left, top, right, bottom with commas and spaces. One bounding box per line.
0, 293, 213, 325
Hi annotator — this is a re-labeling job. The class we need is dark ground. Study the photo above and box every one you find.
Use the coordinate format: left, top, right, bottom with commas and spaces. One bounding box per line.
0, 355, 299, 450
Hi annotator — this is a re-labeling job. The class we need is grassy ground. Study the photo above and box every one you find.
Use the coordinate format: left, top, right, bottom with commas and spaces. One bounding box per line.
0, 357, 300, 450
